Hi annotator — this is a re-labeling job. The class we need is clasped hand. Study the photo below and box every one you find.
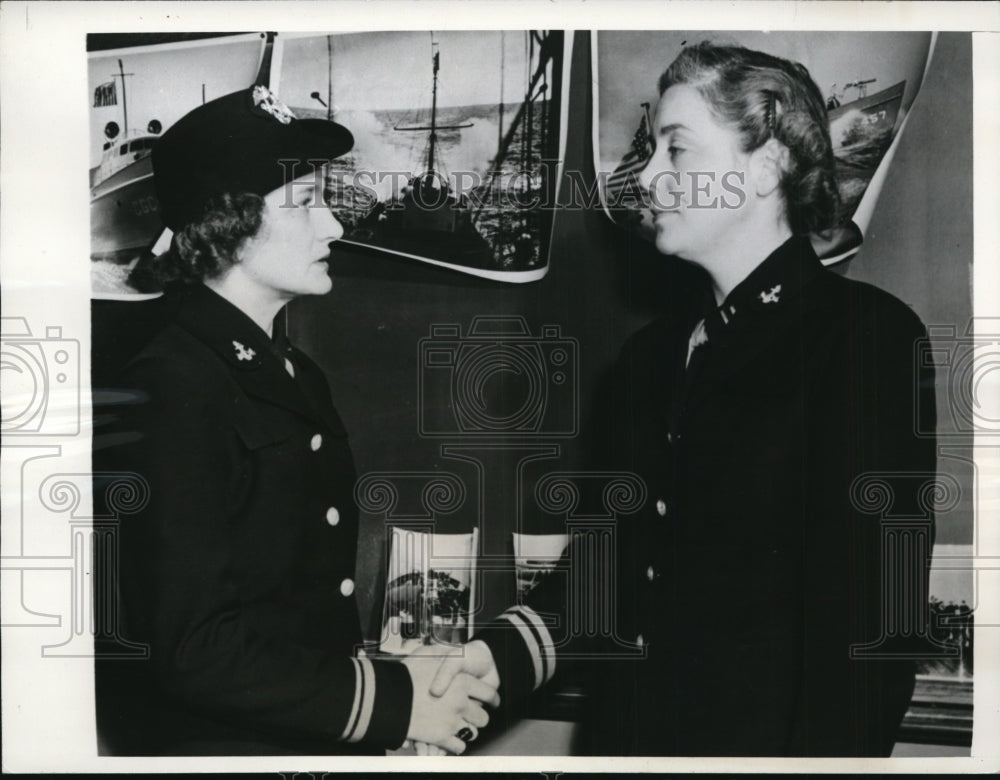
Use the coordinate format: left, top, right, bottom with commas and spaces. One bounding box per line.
402, 639, 499, 755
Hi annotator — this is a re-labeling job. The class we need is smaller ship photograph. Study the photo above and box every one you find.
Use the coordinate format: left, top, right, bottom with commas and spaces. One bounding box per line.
379, 528, 478, 653
273, 31, 566, 282
513, 532, 568, 598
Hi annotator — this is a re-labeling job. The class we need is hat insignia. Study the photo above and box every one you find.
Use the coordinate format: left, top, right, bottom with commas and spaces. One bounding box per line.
759, 285, 782, 304
233, 340, 256, 361
252, 85, 296, 125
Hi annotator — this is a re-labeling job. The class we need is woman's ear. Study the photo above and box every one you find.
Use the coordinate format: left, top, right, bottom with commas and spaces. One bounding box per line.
749, 138, 789, 198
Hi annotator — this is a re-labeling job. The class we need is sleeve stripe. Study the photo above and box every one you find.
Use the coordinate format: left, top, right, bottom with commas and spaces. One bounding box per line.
501, 611, 544, 690
511, 605, 556, 684
340, 658, 363, 741
348, 657, 376, 743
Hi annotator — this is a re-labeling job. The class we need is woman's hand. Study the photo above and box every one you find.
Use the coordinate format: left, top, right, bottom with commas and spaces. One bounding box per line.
402, 648, 496, 755
427, 639, 499, 698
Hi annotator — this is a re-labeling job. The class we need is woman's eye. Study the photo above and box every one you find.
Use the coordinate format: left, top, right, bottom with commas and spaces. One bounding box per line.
668, 145, 684, 160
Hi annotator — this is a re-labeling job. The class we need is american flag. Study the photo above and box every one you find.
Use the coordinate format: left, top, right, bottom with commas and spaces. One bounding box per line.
93, 80, 117, 107
605, 105, 654, 209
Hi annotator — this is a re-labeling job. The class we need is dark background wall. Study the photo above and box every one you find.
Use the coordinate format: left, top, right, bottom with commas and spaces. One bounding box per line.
287, 32, 973, 637
845, 32, 974, 547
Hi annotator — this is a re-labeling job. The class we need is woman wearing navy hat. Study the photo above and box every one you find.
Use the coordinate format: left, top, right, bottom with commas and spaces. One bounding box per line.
455, 43, 937, 756
95, 86, 496, 756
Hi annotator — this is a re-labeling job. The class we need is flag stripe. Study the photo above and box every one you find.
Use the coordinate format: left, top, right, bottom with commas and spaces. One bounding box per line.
605, 110, 653, 203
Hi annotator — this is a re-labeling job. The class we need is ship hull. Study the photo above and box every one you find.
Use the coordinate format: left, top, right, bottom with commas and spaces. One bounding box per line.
354, 191, 495, 269
828, 80, 906, 130
90, 155, 162, 262
357, 222, 495, 269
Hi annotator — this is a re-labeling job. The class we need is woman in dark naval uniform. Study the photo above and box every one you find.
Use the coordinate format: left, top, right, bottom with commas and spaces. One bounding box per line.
460, 43, 938, 756
94, 86, 497, 756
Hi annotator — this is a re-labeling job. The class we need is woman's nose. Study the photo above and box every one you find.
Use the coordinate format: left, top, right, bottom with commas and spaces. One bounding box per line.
637, 158, 656, 191
639, 154, 682, 210
313, 202, 344, 242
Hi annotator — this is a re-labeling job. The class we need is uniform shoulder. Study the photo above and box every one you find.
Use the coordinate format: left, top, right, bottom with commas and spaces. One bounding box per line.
813, 269, 927, 340
123, 323, 231, 395
620, 312, 688, 360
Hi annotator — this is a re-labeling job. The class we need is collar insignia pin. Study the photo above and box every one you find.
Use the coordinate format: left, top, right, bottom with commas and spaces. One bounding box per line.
759, 285, 782, 304
233, 341, 256, 362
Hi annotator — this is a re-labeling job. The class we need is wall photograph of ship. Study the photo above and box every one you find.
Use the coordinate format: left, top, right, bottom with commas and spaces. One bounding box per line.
594, 31, 935, 266
87, 34, 269, 293
272, 31, 567, 283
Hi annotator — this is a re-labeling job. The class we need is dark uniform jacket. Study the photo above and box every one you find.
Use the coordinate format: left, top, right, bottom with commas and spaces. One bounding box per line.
478, 235, 937, 756
94, 284, 411, 756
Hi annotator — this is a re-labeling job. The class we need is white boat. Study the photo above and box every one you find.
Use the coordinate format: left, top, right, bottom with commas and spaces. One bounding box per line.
89, 58, 163, 262
90, 128, 161, 262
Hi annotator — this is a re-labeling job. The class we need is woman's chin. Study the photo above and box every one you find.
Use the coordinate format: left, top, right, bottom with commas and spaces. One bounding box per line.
303, 270, 333, 295
653, 227, 682, 258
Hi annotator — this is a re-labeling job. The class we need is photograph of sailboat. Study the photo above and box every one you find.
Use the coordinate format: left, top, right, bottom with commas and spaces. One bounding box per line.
273, 31, 566, 282
594, 31, 933, 266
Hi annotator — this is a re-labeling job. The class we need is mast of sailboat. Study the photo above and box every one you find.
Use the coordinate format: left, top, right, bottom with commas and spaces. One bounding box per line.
394, 39, 472, 176
428, 46, 440, 174
327, 35, 334, 121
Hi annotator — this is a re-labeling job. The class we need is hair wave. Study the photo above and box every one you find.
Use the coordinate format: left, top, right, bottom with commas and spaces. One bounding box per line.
128, 192, 265, 291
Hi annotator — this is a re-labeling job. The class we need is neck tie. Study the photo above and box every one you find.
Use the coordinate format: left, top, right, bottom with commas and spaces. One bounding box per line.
272, 332, 297, 378
685, 318, 709, 369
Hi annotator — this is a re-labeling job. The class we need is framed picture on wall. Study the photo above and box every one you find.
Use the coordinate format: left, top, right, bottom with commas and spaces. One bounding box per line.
271, 30, 570, 283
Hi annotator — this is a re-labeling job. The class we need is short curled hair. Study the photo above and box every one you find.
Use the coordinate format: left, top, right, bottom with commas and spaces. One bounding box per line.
128, 192, 265, 290
659, 42, 841, 235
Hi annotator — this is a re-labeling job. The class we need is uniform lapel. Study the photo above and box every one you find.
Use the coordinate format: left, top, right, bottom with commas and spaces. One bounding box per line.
285, 343, 349, 437
174, 285, 326, 428
642, 302, 700, 442
688, 236, 823, 392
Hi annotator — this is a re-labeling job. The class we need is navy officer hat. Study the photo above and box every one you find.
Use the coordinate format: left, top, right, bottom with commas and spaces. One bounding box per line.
152, 85, 354, 232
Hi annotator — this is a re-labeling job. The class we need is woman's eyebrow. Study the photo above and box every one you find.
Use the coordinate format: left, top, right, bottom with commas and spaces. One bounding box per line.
656, 122, 689, 137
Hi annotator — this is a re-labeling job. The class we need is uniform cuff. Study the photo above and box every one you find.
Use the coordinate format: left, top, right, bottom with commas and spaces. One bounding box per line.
477, 606, 557, 707
339, 656, 413, 749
